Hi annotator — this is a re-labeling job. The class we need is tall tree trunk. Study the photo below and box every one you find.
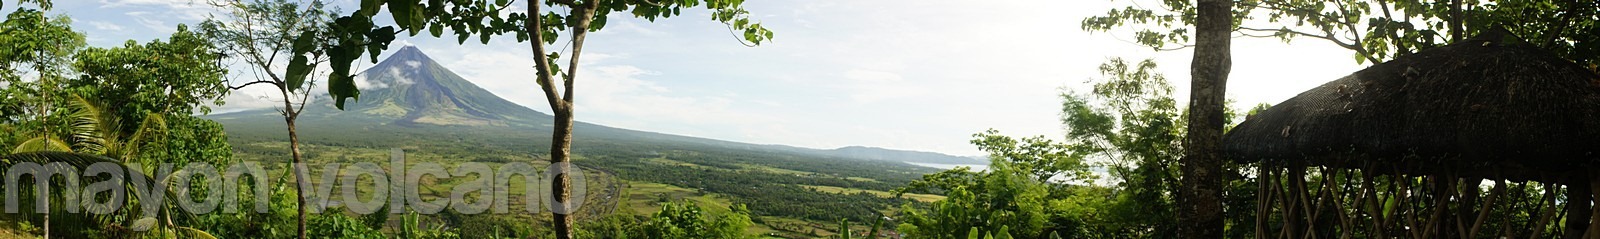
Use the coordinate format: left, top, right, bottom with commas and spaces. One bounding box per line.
550, 107, 574, 239
1180, 0, 1232, 237
535, 1, 599, 238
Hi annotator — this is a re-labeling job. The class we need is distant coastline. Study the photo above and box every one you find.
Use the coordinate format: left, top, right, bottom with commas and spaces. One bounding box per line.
905, 161, 989, 171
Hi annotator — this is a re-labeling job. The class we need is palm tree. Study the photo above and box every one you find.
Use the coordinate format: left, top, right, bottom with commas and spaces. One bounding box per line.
8, 94, 215, 239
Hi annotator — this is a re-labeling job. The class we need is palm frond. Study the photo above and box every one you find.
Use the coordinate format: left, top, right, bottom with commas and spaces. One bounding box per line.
120, 112, 167, 163
176, 226, 220, 239
66, 94, 114, 155
0, 152, 215, 236
61, 94, 168, 163
12, 136, 71, 153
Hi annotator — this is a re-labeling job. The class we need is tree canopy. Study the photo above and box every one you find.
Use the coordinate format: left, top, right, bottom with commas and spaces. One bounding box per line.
1083, 0, 1599, 66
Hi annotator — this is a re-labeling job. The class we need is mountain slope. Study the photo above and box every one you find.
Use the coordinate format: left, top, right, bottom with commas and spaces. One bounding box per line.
208, 46, 974, 166
342, 46, 545, 126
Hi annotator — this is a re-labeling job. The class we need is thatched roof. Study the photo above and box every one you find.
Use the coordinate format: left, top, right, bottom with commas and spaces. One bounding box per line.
1223, 28, 1600, 180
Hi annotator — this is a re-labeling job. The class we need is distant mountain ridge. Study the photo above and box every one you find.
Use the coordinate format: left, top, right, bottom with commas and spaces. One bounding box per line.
208, 46, 979, 167
821, 146, 984, 165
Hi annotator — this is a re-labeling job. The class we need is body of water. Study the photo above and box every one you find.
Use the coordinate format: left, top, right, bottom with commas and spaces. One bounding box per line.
905, 161, 989, 171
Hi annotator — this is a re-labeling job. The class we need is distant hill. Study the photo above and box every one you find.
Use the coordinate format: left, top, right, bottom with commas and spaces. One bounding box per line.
207, 46, 976, 167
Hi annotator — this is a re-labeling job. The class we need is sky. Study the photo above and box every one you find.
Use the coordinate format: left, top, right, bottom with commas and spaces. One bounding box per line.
13, 0, 1366, 156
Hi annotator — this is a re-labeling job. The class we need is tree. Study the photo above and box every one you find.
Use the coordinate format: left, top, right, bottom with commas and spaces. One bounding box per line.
637, 201, 754, 239
198, 0, 337, 238
895, 129, 1097, 238
68, 24, 233, 170
316, 1, 773, 238
68, 24, 229, 129
896, 161, 1051, 239
9, 94, 233, 239
1059, 58, 1186, 238
970, 129, 1091, 183
0, 7, 85, 146
1177, 0, 1232, 236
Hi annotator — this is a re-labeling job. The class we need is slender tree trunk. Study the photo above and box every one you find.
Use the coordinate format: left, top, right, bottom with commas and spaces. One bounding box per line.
288, 119, 306, 239
281, 89, 307, 239
1179, 0, 1231, 237
535, 0, 599, 238
1449, 0, 1463, 41
550, 106, 574, 239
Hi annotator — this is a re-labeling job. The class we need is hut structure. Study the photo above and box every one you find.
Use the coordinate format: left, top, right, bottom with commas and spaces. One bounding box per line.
1224, 28, 1600, 239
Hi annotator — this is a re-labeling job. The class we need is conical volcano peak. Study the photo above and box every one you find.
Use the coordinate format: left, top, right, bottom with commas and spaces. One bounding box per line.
298, 45, 548, 127
370, 45, 437, 77
388, 45, 432, 62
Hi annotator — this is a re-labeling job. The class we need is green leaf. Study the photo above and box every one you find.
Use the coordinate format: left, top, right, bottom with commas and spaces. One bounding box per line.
359, 0, 382, 16
12, 136, 70, 153
388, 0, 414, 33
371, 26, 396, 43
291, 30, 316, 54
409, 3, 425, 35
328, 73, 359, 110
178, 227, 220, 239
367, 44, 384, 63
285, 55, 311, 91
430, 22, 443, 37
130, 217, 158, 231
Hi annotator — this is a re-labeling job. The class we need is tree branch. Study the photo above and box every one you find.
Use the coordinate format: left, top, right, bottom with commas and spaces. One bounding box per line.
635, 0, 664, 7
723, 23, 758, 47
1376, 0, 1414, 56
1238, 26, 1379, 63
1543, 0, 1582, 47
527, 0, 565, 111
228, 80, 276, 90
1330, 0, 1367, 49
562, 0, 601, 103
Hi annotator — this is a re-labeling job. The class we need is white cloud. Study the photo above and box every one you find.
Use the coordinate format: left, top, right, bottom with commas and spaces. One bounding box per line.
388, 68, 414, 85
404, 60, 421, 68
124, 11, 173, 33
85, 21, 125, 31
99, 0, 197, 8
354, 74, 388, 90
573, 65, 792, 141
841, 69, 926, 103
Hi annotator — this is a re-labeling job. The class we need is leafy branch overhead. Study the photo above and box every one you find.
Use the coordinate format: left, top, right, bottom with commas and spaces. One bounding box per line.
1082, 0, 1599, 65
316, 0, 775, 110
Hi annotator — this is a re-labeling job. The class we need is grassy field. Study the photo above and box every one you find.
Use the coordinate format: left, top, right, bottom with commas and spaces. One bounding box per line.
800, 185, 946, 203
620, 182, 791, 236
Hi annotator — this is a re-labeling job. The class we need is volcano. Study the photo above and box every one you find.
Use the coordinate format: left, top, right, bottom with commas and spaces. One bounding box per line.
337, 46, 546, 126
213, 46, 548, 127
207, 46, 982, 165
